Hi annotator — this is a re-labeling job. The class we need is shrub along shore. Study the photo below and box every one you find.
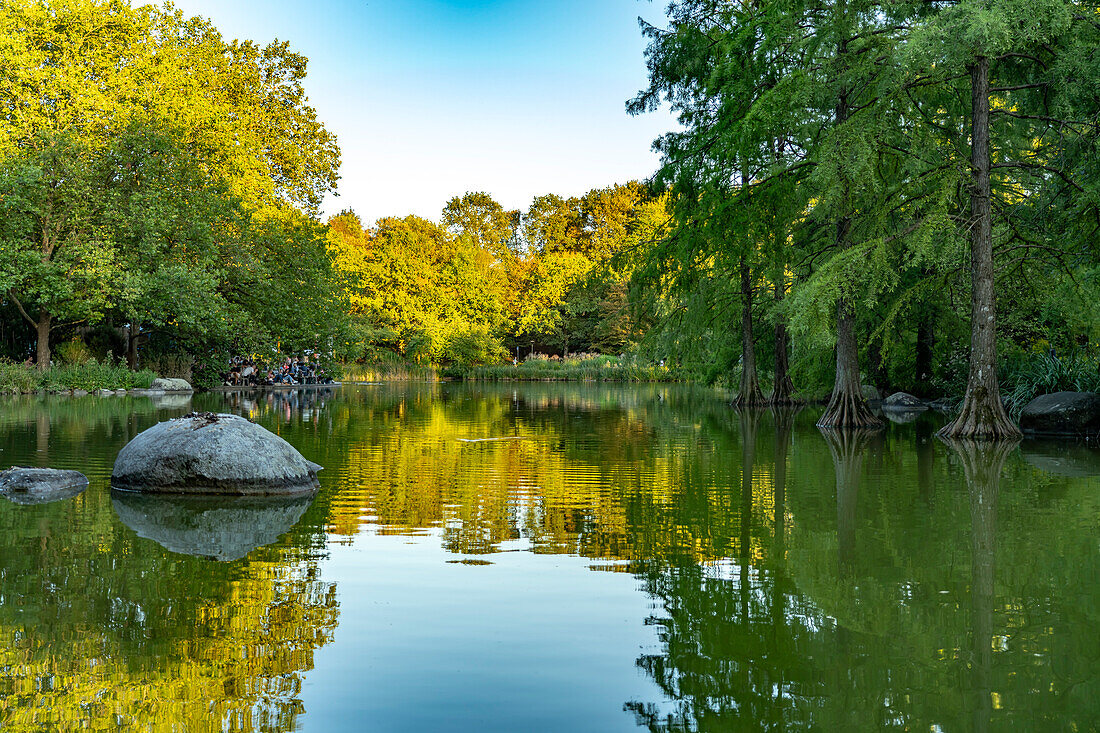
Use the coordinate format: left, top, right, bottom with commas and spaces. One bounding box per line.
0, 360, 157, 395
459, 354, 676, 383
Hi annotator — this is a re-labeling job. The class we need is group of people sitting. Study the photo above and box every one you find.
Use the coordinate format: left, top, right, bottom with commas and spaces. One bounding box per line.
223, 354, 334, 387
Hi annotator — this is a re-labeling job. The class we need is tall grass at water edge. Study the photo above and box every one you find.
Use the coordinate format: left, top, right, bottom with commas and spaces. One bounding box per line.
1000, 351, 1100, 416
462, 354, 676, 382
0, 359, 157, 394
339, 357, 439, 382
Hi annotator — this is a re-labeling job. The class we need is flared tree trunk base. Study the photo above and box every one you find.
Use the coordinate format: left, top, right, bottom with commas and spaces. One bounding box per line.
937, 391, 1021, 440
733, 386, 768, 408
817, 388, 882, 429
769, 389, 798, 406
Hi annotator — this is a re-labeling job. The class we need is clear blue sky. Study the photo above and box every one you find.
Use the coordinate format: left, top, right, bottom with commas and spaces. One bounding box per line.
169, 0, 675, 223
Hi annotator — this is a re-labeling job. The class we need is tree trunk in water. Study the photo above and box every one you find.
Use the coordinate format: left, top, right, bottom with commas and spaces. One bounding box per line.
818, 295, 881, 427
771, 279, 794, 405
821, 427, 876, 579
940, 57, 1020, 439
738, 408, 759, 620
734, 260, 765, 406
36, 311, 51, 371
817, 65, 879, 428
772, 407, 795, 566
941, 438, 1015, 733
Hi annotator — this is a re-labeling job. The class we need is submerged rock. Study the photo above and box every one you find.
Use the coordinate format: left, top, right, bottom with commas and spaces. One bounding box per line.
0, 467, 88, 505
882, 392, 928, 411
1020, 392, 1100, 437
1022, 439, 1100, 477
150, 377, 193, 392
112, 492, 313, 560
112, 412, 321, 495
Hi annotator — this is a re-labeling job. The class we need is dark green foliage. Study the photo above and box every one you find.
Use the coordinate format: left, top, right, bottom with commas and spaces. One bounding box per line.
1001, 351, 1100, 416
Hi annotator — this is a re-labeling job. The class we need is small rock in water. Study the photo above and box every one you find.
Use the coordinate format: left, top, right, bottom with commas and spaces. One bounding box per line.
73, 389, 88, 397
98, 389, 114, 397
0, 467, 89, 505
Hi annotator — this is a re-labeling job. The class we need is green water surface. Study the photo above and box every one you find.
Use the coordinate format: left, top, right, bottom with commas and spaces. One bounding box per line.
0, 384, 1096, 732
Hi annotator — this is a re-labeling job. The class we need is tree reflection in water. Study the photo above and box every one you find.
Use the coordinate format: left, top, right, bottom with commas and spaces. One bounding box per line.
626, 417, 1098, 732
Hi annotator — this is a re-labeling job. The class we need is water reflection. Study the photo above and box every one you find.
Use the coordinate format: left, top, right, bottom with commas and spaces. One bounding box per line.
0, 395, 337, 731
0, 385, 1095, 731
112, 492, 315, 560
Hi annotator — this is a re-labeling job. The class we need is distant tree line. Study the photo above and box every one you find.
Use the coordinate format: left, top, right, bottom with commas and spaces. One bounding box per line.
325, 183, 669, 368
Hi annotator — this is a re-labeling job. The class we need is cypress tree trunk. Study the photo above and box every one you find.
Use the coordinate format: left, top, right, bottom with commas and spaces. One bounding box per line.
939, 56, 1021, 439
819, 294, 881, 427
817, 42, 879, 429
734, 259, 766, 406
771, 279, 794, 405
36, 310, 51, 371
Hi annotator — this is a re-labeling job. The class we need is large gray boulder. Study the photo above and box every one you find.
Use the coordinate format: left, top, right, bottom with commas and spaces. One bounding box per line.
112, 492, 313, 561
1020, 391, 1100, 437
150, 377, 193, 392
882, 392, 928, 411
111, 412, 321, 495
0, 467, 88, 505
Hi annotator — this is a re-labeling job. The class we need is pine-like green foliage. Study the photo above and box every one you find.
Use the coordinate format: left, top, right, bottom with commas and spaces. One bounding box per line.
629, 0, 1100, 409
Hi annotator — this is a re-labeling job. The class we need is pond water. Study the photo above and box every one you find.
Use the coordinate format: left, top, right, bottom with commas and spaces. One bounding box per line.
0, 383, 1096, 732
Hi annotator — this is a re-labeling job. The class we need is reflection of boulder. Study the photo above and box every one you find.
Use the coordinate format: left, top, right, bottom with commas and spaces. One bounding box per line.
149, 393, 193, 410
112, 492, 314, 560
0, 467, 88, 505
1020, 392, 1100, 437
112, 413, 321, 495
883, 409, 923, 424
1021, 439, 1100, 477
